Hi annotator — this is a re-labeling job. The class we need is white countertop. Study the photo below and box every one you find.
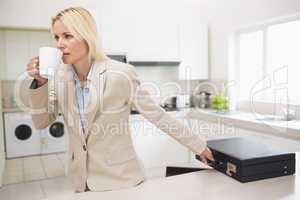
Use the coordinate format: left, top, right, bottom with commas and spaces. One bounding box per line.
187, 108, 300, 141
44, 153, 299, 200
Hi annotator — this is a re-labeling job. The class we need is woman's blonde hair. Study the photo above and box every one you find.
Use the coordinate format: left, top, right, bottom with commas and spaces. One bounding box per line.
51, 7, 107, 62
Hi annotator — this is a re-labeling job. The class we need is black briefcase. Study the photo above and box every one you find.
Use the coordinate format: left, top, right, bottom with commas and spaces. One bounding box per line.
196, 137, 296, 183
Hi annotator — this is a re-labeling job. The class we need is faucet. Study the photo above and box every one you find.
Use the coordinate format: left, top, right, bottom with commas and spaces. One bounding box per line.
281, 105, 296, 121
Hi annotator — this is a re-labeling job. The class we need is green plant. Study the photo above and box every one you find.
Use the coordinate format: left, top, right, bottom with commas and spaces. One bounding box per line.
211, 92, 229, 111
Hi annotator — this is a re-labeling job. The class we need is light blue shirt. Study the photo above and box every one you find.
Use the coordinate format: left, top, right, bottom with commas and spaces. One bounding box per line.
72, 62, 94, 132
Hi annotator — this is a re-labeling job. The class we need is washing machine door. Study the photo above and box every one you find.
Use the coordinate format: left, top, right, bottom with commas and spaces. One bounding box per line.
5, 112, 41, 158
49, 121, 64, 138
15, 124, 32, 140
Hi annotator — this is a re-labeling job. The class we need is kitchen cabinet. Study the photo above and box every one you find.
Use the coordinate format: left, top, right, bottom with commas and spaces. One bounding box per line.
0, 30, 5, 80
1, 29, 53, 80
0, 82, 5, 187
28, 31, 54, 57
99, 13, 131, 54
4, 30, 29, 80
101, 17, 180, 62
178, 22, 208, 80
130, 114, 189, 170
126, 17, 180, 62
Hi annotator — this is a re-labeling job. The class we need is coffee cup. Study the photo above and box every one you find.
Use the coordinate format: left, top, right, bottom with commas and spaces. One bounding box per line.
39, 47, 62, 78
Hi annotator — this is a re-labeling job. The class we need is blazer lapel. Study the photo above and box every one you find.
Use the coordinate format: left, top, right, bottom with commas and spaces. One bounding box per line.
85, 60, 107, 136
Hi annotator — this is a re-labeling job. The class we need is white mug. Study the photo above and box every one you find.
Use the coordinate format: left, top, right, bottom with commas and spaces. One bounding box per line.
39, 47, 62, 78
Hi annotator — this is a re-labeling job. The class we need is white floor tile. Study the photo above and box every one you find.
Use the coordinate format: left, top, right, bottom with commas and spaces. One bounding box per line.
41, 154, 65, 178
3, 158, 24, 185
23, 156, 46, 182
40, 176, 74, 198
57, 153, 68, 168
5, 159, 23, 171
0, 181, 45, 200
3, 173, 24, 185
3, 153, 67, 185
23, 156, 43, 169
24, 171, 46, 182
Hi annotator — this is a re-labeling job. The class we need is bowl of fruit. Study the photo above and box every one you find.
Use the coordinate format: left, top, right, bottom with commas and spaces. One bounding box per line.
211, 92, 229, 113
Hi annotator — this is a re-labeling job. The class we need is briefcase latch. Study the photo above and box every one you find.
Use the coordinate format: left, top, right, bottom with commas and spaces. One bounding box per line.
226, 162, 237, 176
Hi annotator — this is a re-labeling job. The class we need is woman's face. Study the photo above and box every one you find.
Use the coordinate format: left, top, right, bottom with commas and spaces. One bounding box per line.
52, 20, 89, 64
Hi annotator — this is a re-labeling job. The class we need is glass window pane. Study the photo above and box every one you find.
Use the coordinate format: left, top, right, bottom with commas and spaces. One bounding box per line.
267, 20, 300, 102
238, 31, 264, 100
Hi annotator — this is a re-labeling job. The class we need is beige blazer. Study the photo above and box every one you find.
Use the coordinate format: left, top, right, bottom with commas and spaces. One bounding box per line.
28, 59, 207, 192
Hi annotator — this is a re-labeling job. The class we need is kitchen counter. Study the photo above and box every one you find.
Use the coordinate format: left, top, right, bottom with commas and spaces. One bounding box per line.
187, 108, 300, 141
44, 153, 300, 200
2, 107, 24, 113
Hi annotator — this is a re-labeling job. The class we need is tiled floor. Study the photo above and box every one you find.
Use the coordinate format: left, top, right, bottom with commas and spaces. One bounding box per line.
0, 153, 72, 200
3, 153, 67, 185
0, 176, 74, 200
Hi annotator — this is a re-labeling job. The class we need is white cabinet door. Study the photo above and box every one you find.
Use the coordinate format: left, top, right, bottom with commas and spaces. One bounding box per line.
0, 83, 4, 187
3, 30, 54, 80
131, 116, 189, 169
126, 15, 180, 62
4, 30, 30, 80
0, 30, 5, 80
179, 22, 208, 80
95, 2, 131, 54
100, 15, 131, 54
28, 31, 54, 58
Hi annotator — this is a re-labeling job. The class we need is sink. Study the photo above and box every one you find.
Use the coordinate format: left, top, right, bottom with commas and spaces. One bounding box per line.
255, 115, 294, 122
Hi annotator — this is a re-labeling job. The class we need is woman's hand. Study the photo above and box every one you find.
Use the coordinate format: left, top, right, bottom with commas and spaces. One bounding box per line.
26, 56, 48, 86
198, 147, 215, 165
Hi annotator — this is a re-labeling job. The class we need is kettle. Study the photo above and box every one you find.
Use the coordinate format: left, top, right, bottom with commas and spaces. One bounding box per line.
162, 95, 177, 109
193, 91, 211, 108
176, 94, 191, 108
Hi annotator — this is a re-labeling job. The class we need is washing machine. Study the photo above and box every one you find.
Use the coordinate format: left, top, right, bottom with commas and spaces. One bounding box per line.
40, 114, 67, 154
4, 112, 42, 158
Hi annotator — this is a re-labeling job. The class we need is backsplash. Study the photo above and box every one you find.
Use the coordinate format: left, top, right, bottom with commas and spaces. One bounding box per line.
134, 66, 201, 105
1, 79, 32, 110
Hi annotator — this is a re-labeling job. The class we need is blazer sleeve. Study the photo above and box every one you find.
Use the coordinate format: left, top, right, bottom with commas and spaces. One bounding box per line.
28, 79, 58, 129
127, 65, 207, 155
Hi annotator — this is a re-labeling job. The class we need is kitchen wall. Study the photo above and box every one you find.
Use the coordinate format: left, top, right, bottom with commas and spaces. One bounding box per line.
191, 0, 300, 81
0, 81, 4, 187
0, 31, 5, 80
135, 66, 201, 104
1, 80, 32, 110
157, 0, 300, 82
2, 0, 300, 82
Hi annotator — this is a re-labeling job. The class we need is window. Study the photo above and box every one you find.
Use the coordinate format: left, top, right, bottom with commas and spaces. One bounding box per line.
236, 18, 300, 105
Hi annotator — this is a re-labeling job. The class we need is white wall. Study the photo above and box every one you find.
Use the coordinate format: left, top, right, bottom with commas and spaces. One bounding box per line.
186, 0, 300, 81
1, 0, 300, 81
0, 0, 98, 29
0, 81, 4, 187
0, 31, 5, 80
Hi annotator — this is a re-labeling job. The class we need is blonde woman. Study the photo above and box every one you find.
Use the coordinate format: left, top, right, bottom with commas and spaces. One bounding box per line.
26, 7, 214, 193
